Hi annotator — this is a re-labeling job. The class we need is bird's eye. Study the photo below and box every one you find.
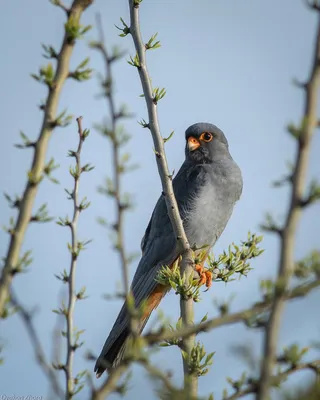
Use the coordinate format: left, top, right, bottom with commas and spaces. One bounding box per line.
200, 132, 213, 142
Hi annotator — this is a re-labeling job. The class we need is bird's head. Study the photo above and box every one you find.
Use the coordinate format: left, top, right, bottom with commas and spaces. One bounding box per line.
185, 122, 230, 164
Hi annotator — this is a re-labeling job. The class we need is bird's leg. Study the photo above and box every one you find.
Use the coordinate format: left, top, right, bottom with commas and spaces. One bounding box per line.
195, 264, 212, 288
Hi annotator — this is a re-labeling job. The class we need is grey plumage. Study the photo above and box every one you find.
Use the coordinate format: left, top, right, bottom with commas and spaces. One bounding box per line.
94, 122, 243, 376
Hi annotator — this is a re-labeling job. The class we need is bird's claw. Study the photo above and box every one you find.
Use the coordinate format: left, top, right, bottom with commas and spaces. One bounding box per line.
195, 264, 212, 288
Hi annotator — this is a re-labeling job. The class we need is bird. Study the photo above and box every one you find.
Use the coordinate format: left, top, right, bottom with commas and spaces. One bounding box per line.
94, 122, 243, 376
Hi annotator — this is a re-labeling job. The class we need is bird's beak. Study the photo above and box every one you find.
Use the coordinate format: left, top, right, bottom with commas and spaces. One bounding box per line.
187, 136, 200, 151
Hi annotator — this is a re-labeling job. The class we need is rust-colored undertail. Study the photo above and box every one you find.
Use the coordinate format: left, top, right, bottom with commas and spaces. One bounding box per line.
95, 283, 168, 377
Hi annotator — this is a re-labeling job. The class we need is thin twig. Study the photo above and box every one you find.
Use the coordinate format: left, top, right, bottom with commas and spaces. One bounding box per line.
142, 362, 177, 393
225, 360, 320, 400
0, 0, 93, 317
127, 1, 196, 395
10, 290, 64, 399
95, 13, 129, 294
64, 116, 87, 398
91, 363, 129, 400
91, 357, 178, 399
52, 0, 70, 15
257, 10, 320, 400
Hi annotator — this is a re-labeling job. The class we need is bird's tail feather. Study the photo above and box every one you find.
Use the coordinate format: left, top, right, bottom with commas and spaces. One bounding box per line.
94, 284, 167, 377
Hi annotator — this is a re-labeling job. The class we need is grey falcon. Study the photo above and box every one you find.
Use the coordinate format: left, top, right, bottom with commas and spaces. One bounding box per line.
95, 122, 243, 376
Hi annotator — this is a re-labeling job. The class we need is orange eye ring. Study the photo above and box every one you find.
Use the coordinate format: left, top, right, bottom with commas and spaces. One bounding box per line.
200, 132, 213, 142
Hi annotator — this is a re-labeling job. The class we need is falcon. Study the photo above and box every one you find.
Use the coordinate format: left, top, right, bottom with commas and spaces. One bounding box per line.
95, 122, 243, 376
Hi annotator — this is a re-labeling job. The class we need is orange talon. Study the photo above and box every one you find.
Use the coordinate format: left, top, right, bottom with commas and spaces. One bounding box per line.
195, 264, 212, 289
204, 270, 212, 288
199, 273, 206, 285
195, 264, 203, 273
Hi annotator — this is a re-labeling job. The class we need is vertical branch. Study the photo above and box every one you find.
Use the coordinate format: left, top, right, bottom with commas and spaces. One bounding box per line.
56, 117, 93, 398
64, 117, 85, 398
127, 0, 196, 396
180, 292, 197, 395
94, 14, 130, 295
257, 11, 320, 400
0, 0, 93, 317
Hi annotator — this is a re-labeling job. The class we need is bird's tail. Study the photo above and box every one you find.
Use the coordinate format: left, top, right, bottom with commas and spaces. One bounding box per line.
94, 284, 167, 377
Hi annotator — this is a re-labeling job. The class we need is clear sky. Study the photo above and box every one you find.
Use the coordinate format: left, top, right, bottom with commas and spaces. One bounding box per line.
0, 1, 319, 399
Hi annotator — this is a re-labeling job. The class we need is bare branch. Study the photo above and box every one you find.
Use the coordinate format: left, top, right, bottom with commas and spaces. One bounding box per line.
91, 363, 129, 400
91, 357, 179, 399
50, 0, 70, 15
257, 11, 320, 400
94, 13, 130, 294
10, 290, 64, 399
141, 360, 178, 394
144, 279, 320, 345
59, 117, 91, 399
0, 0, 93, 317
305, 0, 320, 12
224, 360, 320, 400
260, 213, 283, 236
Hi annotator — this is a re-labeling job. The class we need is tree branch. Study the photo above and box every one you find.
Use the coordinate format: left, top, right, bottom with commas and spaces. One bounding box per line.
94, 13, 130, 295
140, 359, 178, 394
50, 0, 70, 16
10, 290, 64, 399
224, 359, 320, 400
91, 357, 179, 399
63, 117, 87, 398
144, 279, 320, 345
127, 1, 196, 395
257, 10, 320, 400
0, 0, 93, 317
91, 363, 129, 400
55, 117, 92, 397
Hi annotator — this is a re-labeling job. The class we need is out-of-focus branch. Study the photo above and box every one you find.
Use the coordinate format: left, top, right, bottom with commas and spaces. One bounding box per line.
93, 14, 130, 294
127, 1, 196, 395
224, 359, 320, 400
50, 0, 70, 15
10, 290, 64, 400
144, 278, 320, 345
306, 0, 320, 12
0, 0, 93, 318
90, 357, 178, 399
91, 363, 129, 400
89, 14, 139, 397
258, 9, 320, 400
141, 360, 178, 394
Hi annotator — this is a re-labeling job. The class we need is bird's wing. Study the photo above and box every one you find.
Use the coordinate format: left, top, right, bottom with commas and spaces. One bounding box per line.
95, 162, 207, 371
132, 162, 208, 306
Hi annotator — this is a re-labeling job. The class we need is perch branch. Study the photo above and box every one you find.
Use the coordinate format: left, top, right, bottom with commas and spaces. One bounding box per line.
127, 1, 196, 395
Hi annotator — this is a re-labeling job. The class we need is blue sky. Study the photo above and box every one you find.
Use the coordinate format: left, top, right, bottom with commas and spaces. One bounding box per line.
0, 1, 319, 399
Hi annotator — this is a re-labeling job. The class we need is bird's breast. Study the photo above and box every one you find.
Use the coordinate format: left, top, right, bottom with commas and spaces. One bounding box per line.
184, 170, 241, 250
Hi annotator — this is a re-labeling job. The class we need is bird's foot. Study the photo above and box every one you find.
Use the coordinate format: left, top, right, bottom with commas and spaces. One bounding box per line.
195, 264, 212, 288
